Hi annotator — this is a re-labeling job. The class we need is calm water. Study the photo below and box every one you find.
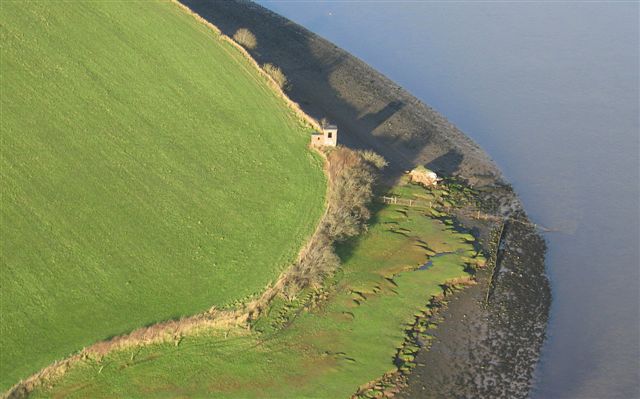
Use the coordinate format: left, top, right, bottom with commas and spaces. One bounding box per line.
257, 2, 639, 398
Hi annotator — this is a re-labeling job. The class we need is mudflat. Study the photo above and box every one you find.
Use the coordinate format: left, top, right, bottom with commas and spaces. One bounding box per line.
179, 1, 550, 397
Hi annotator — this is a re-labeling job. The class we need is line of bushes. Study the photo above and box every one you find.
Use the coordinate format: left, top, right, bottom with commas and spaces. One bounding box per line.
282, 148, 386, 297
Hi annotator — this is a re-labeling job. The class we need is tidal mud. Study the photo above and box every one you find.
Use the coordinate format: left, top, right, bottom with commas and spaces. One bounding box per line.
400, 207, 550, 398
178, 1, 551, 397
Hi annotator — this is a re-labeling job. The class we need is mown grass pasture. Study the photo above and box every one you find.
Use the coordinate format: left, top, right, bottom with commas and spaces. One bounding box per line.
0, 1, 325, 389
32, 184, 483, 398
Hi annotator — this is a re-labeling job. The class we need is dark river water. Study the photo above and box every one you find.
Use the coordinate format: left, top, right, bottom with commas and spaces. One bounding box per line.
257, 2, 639, 398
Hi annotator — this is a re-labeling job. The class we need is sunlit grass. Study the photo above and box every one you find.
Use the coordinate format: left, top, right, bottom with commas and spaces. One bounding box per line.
32, 185, 480, 398
0, 1, 325, 389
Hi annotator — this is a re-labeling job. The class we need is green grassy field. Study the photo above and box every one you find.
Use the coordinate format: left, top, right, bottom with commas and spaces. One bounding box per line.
31, 183, 484, 398
0, 1, 325, 389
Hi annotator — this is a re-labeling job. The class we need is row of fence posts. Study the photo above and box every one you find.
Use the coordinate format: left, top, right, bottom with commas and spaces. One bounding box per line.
380, 196, 513, 224
381, 196, 430, 209
379, 196, 465, 215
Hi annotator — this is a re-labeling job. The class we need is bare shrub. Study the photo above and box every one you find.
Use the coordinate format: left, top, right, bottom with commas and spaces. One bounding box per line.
283, 148, 386, 293
232, 28, 257, 49
360, 149, 388, 170
263, 63, 288, 89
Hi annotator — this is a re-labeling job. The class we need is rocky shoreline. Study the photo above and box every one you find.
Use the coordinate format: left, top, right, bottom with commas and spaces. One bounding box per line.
180, 1, 551, 397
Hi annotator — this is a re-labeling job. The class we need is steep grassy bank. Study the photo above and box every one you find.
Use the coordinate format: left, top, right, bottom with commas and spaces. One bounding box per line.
30, 181, 485, 398
0, 1, 325, 389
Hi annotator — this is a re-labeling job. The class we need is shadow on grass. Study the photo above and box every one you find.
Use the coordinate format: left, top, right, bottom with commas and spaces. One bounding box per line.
334, 202, 386, 265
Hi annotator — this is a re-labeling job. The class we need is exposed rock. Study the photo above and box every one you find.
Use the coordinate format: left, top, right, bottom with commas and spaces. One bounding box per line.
408, 166, 440, 187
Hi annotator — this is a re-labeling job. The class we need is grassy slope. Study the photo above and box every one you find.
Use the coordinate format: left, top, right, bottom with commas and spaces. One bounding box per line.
0, 1, 325, 389
32, 183, 483, 398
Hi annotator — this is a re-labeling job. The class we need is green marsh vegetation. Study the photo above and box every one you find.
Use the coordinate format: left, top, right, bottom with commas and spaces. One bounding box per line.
31, 183, 487, 398
0, 0, 325, 389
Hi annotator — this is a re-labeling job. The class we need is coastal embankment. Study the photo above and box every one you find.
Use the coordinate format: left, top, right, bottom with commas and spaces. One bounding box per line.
180, 1, 550, 397
182, 0, 500, 185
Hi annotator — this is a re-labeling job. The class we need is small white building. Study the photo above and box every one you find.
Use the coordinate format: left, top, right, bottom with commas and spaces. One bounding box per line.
311, 122, 338, 147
